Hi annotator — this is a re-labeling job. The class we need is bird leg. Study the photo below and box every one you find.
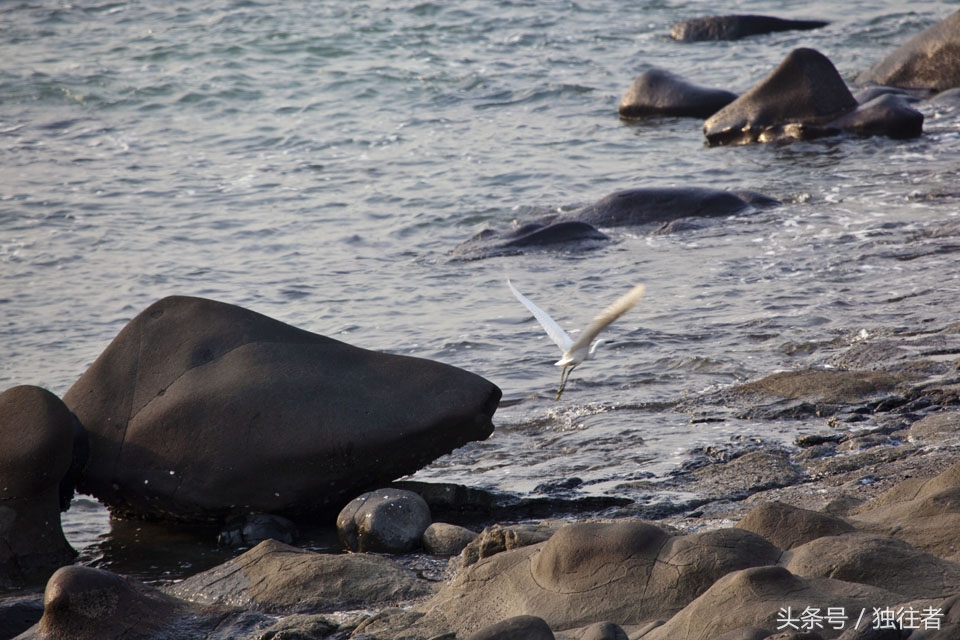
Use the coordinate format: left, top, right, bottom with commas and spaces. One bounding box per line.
556, 365, 576, 401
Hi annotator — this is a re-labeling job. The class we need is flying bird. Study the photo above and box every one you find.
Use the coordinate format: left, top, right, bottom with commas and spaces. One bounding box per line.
507, 279, 646, 400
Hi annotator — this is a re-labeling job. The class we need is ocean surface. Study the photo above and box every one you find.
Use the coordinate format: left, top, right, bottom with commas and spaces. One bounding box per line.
3, 0, 960, 582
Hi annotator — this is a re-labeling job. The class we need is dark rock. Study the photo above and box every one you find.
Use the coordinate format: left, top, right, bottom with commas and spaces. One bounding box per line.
618, 68, 737, 119
217, 513, 298, 548
63, 295, 499, 523
0, 386, 78, 588
422, 522, 478, 557
164, 538, 433, 614
705, 48, 921, 146
337, 488, 432, 554
0, 594, 44, 640
571, 187, 777, 228
416, 521, 780, 635
689, 450, 803, 498
830, 93, 924, 140
736, 501, 854, 550
574, 621, 629, 640
639, 565, 900, 640
465, 615, 555, 640
450, 220, 609, 260
782, 532, 960, 599
857, 10, 960, 93
670, 15, 828, 42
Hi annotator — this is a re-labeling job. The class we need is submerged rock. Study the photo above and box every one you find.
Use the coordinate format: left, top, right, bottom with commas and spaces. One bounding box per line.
704, 48, 923, 145
618, 68, 737, 119
450, 220, 609, 260
63, 296, 500, 523
571, 187, 778, 228
0, 386, 79, 588
165, 538, 433, 614
670, 14, 828, 42
857, 10, 960, 93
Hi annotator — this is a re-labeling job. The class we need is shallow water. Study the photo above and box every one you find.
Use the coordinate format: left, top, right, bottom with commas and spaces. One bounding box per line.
3, 0, 960, 580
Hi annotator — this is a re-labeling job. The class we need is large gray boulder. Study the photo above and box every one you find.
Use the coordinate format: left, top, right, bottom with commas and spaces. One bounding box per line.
63, 295, 500, 523
857, 10, 960, 93
0, 386, 78, 587
704, 48, 923, 145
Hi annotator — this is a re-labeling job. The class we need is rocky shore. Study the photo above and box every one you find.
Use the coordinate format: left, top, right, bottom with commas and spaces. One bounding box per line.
4, 8, 960, 640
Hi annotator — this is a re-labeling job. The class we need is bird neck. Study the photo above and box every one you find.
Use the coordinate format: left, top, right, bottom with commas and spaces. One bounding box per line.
587, 340, 607, 359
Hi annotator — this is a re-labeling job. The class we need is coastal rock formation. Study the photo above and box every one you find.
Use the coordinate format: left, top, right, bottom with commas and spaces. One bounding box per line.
411, 521, 781, 635
422, 522, 478, 557
63, 295, 500, 523
337, 488, 432, 553
670, 14, 828, 42
17, 565, 269, 640
0, 386, 79, 588
639, 565, 900, 640
164, 538, 433, 614
450, 220, 609, 260
704, 48, 923, 145
851, 459, 960, 562
857, 10, 960, 93
736, 501, 854, 550
618, 68, 737, 119
571, 187, 779, 228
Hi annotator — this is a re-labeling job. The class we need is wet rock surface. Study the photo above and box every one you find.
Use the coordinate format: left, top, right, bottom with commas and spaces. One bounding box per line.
669, 14, 829, 42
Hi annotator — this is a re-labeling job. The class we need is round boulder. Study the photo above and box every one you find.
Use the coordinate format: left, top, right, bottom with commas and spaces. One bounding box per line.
0, 386, 78, 587
337, 488, 432, 553
466, 615, 555, 640
62, 295, 500, 523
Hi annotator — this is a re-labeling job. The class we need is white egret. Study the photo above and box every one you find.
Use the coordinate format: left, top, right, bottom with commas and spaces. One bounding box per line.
507, 279, 646, 400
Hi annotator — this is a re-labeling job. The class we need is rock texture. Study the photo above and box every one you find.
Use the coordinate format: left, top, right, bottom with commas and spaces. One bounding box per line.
164, 538, 433, 614
618, 69, 737, 119
0, 386, 78, 587
670, 15, 828, 42
704, 48, 923, 145
736, 501, 854, 550
337, 488, 432, 554
857, 10, 960, 92
62, 295, 500, 523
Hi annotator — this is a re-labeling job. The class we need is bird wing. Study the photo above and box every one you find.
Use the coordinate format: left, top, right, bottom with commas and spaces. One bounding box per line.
507, 279, 573, 353
567, 283, 646, 354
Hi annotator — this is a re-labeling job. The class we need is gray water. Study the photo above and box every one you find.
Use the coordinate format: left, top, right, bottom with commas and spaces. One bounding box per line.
3, 0, 960, 578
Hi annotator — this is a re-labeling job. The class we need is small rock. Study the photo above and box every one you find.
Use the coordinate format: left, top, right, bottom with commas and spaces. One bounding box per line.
337, 488, 432, 554
465, 615, 554, 640
422, 523, 478, 557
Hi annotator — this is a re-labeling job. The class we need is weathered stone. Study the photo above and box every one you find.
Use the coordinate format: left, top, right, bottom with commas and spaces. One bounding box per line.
0, 386, 78, 587
63, 295, 499, 523
165, 538, 433, 614
422, 522, 478, 557
217, 513, 298, 548
851, 460, 960, 561
736, 502, 854, 550
459, 522, 564, 567
337, 488, 432, 554
857, 10, 960, 92
618, 69, 736, 119
782, 532, 960, 599
574, 620, 629, 640
572, 188, 776, 229
465, 615, 555, 640
639, 565, 901, 640
670, 15, 828, 42
414, 521, 780, 635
